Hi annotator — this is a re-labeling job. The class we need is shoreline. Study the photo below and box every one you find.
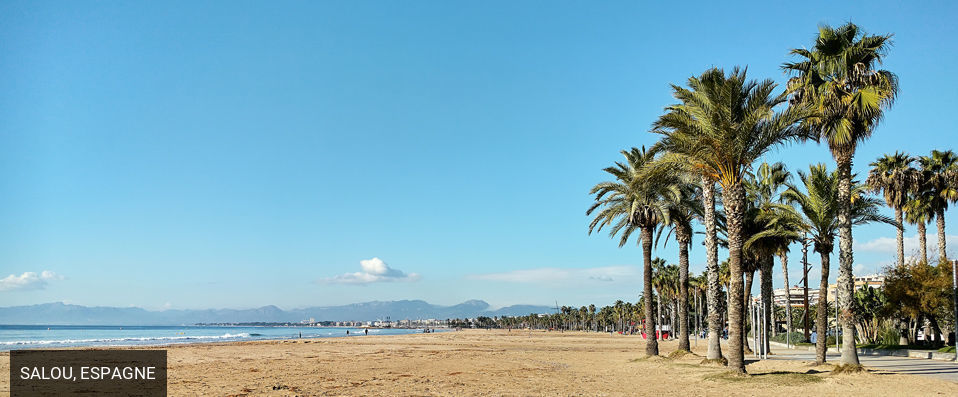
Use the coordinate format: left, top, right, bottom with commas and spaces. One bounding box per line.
0, 326, 443, 351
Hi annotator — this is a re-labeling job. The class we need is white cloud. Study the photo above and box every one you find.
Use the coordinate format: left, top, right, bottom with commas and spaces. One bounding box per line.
855, 233, 958, 259
321, 257, 420, 284
0, 271, 63, 292
468, 266, 639, 284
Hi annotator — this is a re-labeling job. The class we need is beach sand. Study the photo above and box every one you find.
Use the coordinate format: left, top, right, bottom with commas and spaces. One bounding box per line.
2, 329, 957, 396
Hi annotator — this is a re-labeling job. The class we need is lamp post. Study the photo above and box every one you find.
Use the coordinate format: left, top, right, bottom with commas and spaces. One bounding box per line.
802, 232, 811, 342
953, 259, 957, 362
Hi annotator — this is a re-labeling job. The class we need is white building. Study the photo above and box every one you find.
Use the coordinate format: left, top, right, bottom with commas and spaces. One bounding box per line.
773, 286, 819, 307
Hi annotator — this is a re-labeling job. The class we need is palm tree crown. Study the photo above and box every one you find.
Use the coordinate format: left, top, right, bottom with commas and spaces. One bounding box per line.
783, 23, 899, 155
588, 147, 682, 246
866, 152, 915, 267
917, 150, 958, 260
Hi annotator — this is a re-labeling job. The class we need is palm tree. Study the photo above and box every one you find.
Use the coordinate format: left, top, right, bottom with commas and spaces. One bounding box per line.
588, 147, 685, 356
588, 304, 597, 332
689, 272, 707, 337
719, 259, 731, 328
645, 149, 723, 360
653, 168, 702, 351
653, 67, 809, 372
613, 300, 625, 332
917, 150, 958, 260
866, 152, 916, 266
784, 22, 899, 366
652, 258, 668, 340
782, 164, 894, 364
744, 163, 805, 353
653, 261, 680, 340
904, 192, 934, 263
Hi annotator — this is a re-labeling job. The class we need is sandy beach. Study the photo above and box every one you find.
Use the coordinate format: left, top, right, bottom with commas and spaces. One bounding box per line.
3, 329, 958, 396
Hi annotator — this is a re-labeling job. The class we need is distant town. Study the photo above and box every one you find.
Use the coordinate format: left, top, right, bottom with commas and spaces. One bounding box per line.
196, 318, 451, 328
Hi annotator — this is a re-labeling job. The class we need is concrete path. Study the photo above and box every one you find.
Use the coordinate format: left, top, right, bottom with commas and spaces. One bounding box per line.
766, 347, 958, 383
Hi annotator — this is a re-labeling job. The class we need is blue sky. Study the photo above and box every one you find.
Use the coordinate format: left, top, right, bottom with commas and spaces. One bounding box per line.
1, 1, 955, 311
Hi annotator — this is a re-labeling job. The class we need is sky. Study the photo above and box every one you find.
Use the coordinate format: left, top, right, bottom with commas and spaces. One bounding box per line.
1, 1, 956, 311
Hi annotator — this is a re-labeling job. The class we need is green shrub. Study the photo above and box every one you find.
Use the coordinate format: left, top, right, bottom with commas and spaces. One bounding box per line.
878, 326, 900, 345
770, 331, 807, 344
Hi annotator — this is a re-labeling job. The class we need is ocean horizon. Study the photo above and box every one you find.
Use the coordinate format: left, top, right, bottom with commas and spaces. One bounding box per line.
0, 324, 436, 351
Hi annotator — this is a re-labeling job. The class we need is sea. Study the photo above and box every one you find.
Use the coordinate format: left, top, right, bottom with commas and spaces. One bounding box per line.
0, 325, 435, 350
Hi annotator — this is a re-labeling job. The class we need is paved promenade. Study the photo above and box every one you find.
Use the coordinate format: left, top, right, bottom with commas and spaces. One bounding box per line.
766, 346, 958, 383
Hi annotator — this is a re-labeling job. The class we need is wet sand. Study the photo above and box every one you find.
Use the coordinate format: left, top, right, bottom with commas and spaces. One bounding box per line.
2, 329, 957, 396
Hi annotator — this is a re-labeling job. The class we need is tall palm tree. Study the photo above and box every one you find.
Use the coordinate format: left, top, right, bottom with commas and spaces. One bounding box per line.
588, 147, 684, 356
782, 164, 894, 364
904, 192, 934, 263
689, 272, 707, 336
784, 22, 899, 366
719, 259, 731, 327
652, 165, 702, 351
652, 258, 669, 340
652, 67, 809, 373
646, 149, 724, 360
866, 152, 916, 266
744, 163, 806, 353
917, 150, 958, 260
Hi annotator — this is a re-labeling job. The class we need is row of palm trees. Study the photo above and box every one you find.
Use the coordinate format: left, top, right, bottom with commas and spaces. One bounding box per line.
868, 150, 958, 264
488, 290, 706, 339
588, 22, 900, 373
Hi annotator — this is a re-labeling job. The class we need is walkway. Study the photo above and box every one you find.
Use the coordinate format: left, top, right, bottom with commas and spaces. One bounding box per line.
766, 346, 958, 383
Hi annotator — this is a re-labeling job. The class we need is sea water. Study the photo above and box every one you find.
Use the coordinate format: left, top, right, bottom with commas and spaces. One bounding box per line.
0, 325, 435, 350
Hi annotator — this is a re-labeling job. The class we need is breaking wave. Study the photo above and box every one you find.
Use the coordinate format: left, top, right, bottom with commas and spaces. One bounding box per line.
1, 333, 251, 347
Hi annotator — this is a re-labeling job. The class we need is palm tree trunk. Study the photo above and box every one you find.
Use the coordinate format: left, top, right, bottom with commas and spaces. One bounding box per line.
895, 207, 905, 267
918, 221, 928, 263
816, 249, 831, 364
725, 283, 731, 335
781, 253, 792, 345
641, 226, 658, 356
760, 256, 773, 354
936, 208, 947, 261
836, 152, 860, 366
677, 228, 691, 351
724, 181, 747, 373
702, 178, 724, 360
744, 269, 754, 354
672, 299, 679, 340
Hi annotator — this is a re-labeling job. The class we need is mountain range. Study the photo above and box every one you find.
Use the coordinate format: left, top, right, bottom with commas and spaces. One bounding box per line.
0, 300, 556, 325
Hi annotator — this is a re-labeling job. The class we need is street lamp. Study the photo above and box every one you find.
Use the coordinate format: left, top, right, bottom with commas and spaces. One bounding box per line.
953, 259, 957, 362
801, 232, 811, 343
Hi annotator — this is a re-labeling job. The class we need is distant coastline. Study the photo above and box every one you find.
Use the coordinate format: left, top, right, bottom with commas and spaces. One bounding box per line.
0, 300, 555, 326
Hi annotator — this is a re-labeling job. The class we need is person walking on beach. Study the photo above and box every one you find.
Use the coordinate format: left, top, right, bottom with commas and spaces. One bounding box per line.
365, 328, 368, 336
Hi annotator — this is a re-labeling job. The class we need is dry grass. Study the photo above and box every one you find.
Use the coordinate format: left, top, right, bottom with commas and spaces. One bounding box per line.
700, 357, 729, 366
667, 349, 695, 359
832, 363, 868, 374
705, 371, 825, 386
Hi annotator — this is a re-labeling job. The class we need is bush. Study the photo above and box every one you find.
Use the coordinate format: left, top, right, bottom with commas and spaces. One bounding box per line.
878, 326, 900, 345
770, 331, 806, 344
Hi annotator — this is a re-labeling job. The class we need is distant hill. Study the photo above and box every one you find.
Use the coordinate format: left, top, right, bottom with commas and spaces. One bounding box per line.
0, 300, 555, 325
